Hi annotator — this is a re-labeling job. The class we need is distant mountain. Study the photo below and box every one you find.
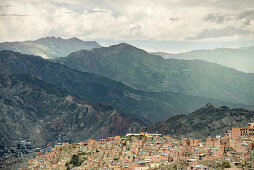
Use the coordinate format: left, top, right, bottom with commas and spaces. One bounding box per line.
55, 43, 254, 105
0, 36, 101, 59
1, 50, 249, 123
152, 46, 254, 73
146, 103, 254, 139
0, 73, 143, 146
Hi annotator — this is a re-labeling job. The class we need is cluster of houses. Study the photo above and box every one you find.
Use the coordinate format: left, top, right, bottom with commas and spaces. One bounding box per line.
0, 140, 32, 160
0, 140, 33, 168
23, 123, 254, 169
0, 131, 70, 169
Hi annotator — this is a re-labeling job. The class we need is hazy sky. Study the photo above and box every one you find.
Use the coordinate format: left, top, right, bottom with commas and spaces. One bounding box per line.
0, 0, 254, 52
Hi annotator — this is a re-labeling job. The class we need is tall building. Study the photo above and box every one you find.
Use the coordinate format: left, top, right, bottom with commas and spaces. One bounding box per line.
248, 123, 254, 136
231, 123, 254, 138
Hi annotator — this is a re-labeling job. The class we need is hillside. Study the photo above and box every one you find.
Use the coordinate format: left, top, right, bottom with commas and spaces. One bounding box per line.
146, 103, 254, 139
55, 43, 254, 105
0, 36, 101, 59
0, 73, 143, 146
1, 50, 250, 123
153, 46, 254, 73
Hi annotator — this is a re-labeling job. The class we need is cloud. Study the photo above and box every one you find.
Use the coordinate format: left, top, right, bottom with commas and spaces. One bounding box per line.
169, 17, 178, 22
238, 10, 254, 19
0, 5, 12, 8
90, 10, 108, 13
204, 13, 228, 23
0, 0, 254, 42
0, 13, 33, 17
192, 26, 248, 39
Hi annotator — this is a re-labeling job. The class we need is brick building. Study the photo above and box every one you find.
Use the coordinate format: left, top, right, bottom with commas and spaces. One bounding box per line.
232, 123, 254, 138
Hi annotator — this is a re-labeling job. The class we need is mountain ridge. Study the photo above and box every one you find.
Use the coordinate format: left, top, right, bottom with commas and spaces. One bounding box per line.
55, 43, 254, 105
1, 50, 252, 123
0, 73, 144, 146
0, 36, 101, 59
152, 46, 254, 73
146, 104, 254, 139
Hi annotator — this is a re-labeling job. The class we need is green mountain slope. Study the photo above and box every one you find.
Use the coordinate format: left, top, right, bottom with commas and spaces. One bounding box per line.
153, 46, 254, 73
55, 43, 254, 105
0, 36, 101, 59
0, 73, 143, 146
146, 103, 254, 139
1, 50, 249, 123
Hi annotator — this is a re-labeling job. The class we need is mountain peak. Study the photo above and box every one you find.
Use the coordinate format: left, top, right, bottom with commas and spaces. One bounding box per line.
36, 36, 98, 44
98, 42, 149, 55
34, 36, 65, 43
118, 42, 131, 46
68, 37, 84, 42
109, 43, 136, 49
0, 36, 102, 59
188, 103, 216, 116
204, 103, 215, 108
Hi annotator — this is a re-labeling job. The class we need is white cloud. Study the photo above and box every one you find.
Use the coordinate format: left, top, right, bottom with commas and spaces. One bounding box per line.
0, 0, 254, 42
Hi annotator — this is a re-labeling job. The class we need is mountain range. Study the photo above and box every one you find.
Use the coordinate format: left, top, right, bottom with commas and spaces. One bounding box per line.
0, 73, 143, 146
146, 103, 254, 139
0, 36, 101, 59
152, 46, 254, 73
1, 50, 246, 124
0, 37, 254, 148
55, 43, 254, 105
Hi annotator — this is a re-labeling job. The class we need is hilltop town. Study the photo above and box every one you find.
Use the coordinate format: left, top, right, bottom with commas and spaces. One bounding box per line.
20, 123, 254, 169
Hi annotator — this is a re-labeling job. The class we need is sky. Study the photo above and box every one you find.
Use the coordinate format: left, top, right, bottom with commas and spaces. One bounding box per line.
0, 0, 254, 53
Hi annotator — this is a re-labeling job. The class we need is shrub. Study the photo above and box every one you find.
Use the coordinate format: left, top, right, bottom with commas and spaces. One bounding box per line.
69, 154, 83, 167
221, 162, 230, 168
